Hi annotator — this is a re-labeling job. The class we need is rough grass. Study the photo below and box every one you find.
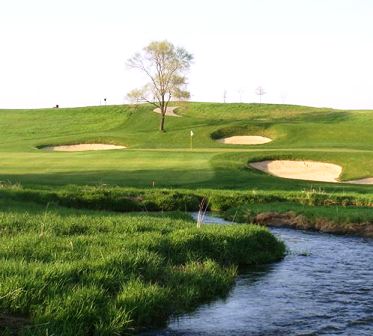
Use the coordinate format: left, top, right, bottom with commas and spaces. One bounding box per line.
1, 183, 372, 215
0, 199, 285, 335
224, 202, 373, 226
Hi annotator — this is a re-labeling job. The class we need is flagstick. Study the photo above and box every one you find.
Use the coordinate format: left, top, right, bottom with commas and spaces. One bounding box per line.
190, 135, 193, 150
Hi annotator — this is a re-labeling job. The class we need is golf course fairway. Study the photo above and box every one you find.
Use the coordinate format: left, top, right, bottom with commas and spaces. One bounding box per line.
0, 102, 372, 335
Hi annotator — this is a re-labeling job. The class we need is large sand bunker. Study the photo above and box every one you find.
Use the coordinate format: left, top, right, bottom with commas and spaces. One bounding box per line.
250, 160, 342, 183
217, 136, 272, 145
42, 144, 126, 152
153, 106, 180, 117
250, 160, 373, 184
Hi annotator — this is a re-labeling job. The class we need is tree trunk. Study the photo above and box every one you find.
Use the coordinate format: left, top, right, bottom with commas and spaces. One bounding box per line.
159, 114, 165, 131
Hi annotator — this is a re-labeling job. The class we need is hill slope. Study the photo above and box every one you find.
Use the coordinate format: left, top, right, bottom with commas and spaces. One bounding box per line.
0, 102, 372, 191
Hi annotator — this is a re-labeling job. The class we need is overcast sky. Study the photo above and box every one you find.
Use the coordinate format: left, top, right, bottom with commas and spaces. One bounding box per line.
1, 0, 373, 109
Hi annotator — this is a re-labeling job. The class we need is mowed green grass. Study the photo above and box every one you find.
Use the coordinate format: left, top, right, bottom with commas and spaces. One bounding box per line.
0, 102, 372, 334
0, 199, 285, 335
0, 102, 372, 191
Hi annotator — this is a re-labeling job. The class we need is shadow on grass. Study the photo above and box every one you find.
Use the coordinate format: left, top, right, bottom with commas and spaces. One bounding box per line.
0, 165, 372, 193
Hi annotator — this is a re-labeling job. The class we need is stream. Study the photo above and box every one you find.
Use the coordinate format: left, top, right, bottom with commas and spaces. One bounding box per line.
147, 213, 373, 335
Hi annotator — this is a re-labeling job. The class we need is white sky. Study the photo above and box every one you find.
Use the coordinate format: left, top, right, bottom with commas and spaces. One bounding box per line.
1, 0, 373, 109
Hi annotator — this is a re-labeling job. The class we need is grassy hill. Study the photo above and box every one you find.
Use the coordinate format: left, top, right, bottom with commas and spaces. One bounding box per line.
1, 102, 372, 334
0, 102, 372, 191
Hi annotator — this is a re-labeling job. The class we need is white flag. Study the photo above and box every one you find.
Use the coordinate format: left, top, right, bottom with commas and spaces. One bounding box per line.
190, 130, 194, 137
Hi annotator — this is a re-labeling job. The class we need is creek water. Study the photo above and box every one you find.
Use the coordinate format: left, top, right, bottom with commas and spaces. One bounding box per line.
147, 213, 373, 336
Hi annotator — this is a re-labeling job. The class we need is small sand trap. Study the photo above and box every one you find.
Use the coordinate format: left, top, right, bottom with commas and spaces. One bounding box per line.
153, 107, 180, 117
345, 178, 373, 185
250, 160, 342, 183
42, 144, 126, 152
218, 136, 272, 145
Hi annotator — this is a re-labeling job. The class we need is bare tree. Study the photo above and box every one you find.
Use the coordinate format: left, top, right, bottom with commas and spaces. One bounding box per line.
127, 41, 193, 131
256, 86, 266, 104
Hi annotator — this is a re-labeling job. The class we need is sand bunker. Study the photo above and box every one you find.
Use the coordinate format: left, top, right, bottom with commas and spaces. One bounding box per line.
250, 160, 373, 184
250, 160, 342, 183
345, 178, 373, 185
218, 136, 272, 145
42, 144, 126, 152
153, 107, 180, 117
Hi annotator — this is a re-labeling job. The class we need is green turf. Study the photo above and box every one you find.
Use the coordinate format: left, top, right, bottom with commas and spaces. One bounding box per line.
1, 102, 372, 334
0, 102, 372, 191
225, 202, 373, 225
0, 199, 284, 335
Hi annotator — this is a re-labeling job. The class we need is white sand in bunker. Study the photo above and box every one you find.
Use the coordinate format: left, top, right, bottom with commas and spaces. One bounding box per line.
42, 144, 126, 152
153, 107, 180, 117
217, 136, 272, 145
250, 160, 343, 183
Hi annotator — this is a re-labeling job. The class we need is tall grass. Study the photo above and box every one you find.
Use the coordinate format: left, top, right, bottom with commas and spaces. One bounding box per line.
224, 202, 373, 228
0, 201, 285, 335
1, 185, 372, 215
